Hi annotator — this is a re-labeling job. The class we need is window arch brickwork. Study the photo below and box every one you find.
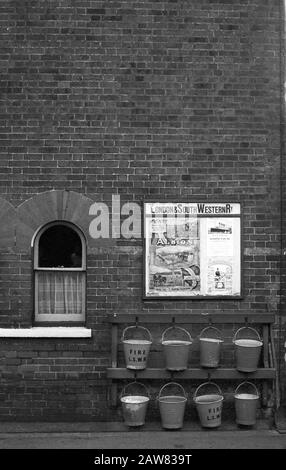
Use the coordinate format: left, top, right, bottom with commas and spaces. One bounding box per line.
16, 190, 96, 251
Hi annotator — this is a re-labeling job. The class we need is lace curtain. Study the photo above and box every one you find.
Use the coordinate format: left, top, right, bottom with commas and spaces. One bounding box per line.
37, 271, 84, 315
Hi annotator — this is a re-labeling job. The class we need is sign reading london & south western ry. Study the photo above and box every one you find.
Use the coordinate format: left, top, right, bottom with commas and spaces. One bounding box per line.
144, 202, 241, 299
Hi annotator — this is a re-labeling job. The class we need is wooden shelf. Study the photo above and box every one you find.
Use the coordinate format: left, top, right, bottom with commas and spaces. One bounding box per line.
106, 312, 277, 408
107, 313, 275, 324
107, 367, 276, 380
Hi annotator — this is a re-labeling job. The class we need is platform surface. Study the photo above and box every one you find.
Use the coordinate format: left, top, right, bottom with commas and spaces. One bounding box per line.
0, 420, 284, 449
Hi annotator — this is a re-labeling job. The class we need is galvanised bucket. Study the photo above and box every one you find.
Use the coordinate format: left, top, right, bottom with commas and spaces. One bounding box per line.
122, 326, 152, 370
199, 326, 223, 368
120, 382, 150, 427
233, 327, 263, 372
194, 382, 224, 428
161, 326, 192, 371
158, 382, 187, 429
234, 381, 259, 426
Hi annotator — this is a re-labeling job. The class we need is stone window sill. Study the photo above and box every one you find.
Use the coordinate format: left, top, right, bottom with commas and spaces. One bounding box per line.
0, 327, 92, 338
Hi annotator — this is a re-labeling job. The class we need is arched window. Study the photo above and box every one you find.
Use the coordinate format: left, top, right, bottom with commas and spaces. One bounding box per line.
33, 222, 86, 323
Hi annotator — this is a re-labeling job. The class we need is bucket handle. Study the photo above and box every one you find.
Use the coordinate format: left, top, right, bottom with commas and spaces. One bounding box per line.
161, 326, 192, 343
199, 326, 223, 341
120, 381, 150, 399
233, 326, 262, 343
234, 381, 259, 397
193, 381, 223, 399
121, 325, 152, 343
158, 382, 187, 400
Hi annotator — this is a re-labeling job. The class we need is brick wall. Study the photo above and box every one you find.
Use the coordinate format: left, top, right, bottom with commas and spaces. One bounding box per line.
0, 0, 282, 420
280, 0, 286, 403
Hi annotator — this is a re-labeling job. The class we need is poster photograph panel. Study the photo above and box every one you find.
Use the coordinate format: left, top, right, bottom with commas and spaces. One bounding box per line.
144, 202, 241, 299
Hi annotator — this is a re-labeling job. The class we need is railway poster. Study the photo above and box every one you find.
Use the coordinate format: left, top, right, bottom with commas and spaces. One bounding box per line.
144, 202, 241, 298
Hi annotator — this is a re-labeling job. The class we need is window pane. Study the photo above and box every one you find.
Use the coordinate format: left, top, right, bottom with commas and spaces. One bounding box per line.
38, 225, 82, 268
37, 271, 85, 315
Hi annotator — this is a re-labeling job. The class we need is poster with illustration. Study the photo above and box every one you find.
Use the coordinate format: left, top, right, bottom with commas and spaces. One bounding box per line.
144, 202, 241, 298
146, 215, 200, 297
207, 219, 233, 257
207, 261, 233, 295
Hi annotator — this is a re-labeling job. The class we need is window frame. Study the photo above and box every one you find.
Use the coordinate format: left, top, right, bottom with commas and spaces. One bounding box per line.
33, 221, 86, 323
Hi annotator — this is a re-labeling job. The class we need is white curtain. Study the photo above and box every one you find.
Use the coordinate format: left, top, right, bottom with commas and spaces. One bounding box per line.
37, 271, 84, 315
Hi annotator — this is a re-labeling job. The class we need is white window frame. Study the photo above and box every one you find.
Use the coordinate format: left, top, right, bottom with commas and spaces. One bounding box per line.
33, 221, 86, 323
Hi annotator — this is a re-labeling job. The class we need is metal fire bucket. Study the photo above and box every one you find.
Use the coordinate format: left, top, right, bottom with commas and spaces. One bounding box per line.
120, 381, 150, 427
161, 326, 192, 371
158, 382, 187, 429
194, 382, 224, 428
233, 327, 263, 372
199, 326, 223, 368
234, 381, 260, 426
122, 325, 152, 370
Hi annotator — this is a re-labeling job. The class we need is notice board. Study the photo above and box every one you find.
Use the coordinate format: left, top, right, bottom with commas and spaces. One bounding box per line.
143, 202, 242, 299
